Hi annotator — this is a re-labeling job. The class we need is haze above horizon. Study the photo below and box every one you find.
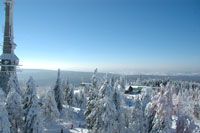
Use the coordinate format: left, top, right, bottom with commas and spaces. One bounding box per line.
0, 0, 200, 73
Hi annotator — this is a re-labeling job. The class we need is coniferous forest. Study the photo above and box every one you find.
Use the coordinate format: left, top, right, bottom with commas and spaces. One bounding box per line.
0, 0, 200, 132
0, 69, 200, 132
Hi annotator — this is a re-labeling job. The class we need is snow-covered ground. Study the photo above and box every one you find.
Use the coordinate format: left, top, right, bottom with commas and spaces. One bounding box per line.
44, 106, 88, 133
44, 121, 88, 133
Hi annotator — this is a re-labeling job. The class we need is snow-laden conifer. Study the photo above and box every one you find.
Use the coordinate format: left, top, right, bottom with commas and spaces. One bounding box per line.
6, 88, 23, 132
176, 90, 200, 133
85, 69, 99, 130
151, 84, 173, 133
0, 88, 6, 103
91, 78, 119, 133
77, 89, 87, 109
91, 68, 98, 89
0, 102, 11, 133
130, 97, 145, 133
63, 80, 70, 101
54, 69, 64, 112
6, 74, 21, 95
119, 76, 125, 90
67, 87, 74, 106
110, 76, 115, 88
23, 77, 43, 133
42, 89, 60, 122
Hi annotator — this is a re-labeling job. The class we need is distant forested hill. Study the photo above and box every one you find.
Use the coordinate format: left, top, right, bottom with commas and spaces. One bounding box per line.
18, 69, 200, 87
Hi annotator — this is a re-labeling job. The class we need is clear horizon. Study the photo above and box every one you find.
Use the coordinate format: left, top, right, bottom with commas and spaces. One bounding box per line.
0, 0, 200, 73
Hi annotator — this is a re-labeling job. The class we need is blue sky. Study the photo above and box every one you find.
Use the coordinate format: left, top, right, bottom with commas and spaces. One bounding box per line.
0, 0, 200, 73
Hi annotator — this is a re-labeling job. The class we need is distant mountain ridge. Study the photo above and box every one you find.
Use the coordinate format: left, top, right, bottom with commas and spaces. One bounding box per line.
17, 69, 200, 87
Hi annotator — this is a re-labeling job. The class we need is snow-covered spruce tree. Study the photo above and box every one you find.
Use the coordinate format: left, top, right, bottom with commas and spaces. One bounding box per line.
110, 76, 115, 88
176, 115, 199, 133
23, 77, 43, 133
176, 99, 200, 133
53, 69, 64, 112
112, 82, 125, 132
6, 74, 21, 96
85, 68, 99, 130
192, 85, 200, 120
120, 111, 131, 132
129, 97, 145, 133
176, 88, 200, 133
177, 82, 199, 120
0, 88, 6, 103
62, 79, 74, 106
79, 90, 87, 119
0, 102, 11, 133
113, 86, 121, 112
92, 68, 98, 89
82, 83, 90, 96
135, 75, 142, 86
151, 84, 173, 133
42, 89, 60, 122
84, 88, 97, 130
78, 89, 87, 109
140, 87, 152, 132
6, 88, 23, 132
145, 86, 162, 132
119, 76, 125, 91
193, 104, 200, 120
63, 80, 70, 101
91, 78, 119, 133
67, 87, 74, 106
